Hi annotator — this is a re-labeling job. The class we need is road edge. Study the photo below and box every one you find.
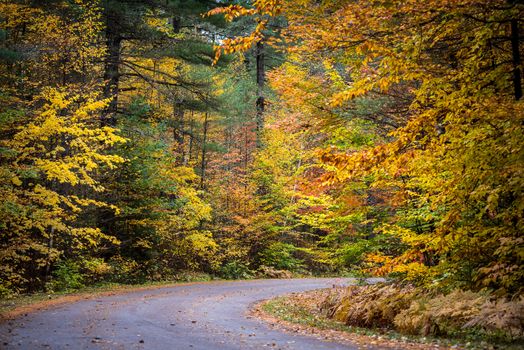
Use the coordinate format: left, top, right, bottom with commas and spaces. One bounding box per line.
0, 279, 237, 323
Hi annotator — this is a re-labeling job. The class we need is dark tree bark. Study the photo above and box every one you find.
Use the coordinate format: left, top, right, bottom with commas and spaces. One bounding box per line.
102, 20, 122, 126
255, 40, 265, 148
187, 111, 194, 164
510, 19, 522, 100
43, 226, 54, 291
172, 16, 181, 33
200, 113, 209, 190
173, 100, 185, 165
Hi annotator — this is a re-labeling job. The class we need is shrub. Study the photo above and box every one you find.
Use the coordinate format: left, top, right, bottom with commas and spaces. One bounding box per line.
107, 256, 140, 283
465, 296, 524, 340
49, 260, 84, 292
259, 242, 303, 271
335, 240, 371, 268
219, 261, 253, 280
395, 290, 524, 340
172, 232, 222, 272
0, 284, 13, 299
82, 258, 112, 284
394, 289, 486, 336
320, 284, 524, 342
320, 283, 418, 328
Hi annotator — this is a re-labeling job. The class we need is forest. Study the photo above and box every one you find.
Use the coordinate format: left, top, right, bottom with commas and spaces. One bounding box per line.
0, 0, 523, 343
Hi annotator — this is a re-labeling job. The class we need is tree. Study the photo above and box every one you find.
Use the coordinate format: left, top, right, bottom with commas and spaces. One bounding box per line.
0, 0, 124, 292
209, 0, 524, 294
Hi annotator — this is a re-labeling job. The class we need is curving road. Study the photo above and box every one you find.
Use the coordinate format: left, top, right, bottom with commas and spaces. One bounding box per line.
0, 279, 374, 350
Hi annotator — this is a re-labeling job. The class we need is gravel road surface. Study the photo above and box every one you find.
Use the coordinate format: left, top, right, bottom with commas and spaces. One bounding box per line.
0, 278, 375, 350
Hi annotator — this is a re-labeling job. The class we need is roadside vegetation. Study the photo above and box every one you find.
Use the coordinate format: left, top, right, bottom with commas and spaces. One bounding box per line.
261, 286, 523, 350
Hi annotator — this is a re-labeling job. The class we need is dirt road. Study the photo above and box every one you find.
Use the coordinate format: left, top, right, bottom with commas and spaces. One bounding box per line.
0, 278, 371, 349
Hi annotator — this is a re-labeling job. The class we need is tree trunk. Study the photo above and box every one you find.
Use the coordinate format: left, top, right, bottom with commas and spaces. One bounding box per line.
200, 113, 209, 190
43, 226, 54, 291
173, 100, 185, 165
255, 40, 265, 148
243, 126, 249, 216
102, 21, 121, 126
510, 19, 522, 100
172, 16, 181, 33
187, 111, 194, 164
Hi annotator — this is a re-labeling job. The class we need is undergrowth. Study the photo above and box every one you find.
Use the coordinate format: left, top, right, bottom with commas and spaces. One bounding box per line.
321, 284, 523, 344
262, 285, 524, 350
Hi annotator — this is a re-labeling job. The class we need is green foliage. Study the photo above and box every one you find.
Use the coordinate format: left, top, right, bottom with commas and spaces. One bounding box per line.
335, 241, 371, 268
0, 284, 13, 299
259, 242, 303, 271
219, 260, 253, 280
106, 256, 141, 284
49, 260, 84, 292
